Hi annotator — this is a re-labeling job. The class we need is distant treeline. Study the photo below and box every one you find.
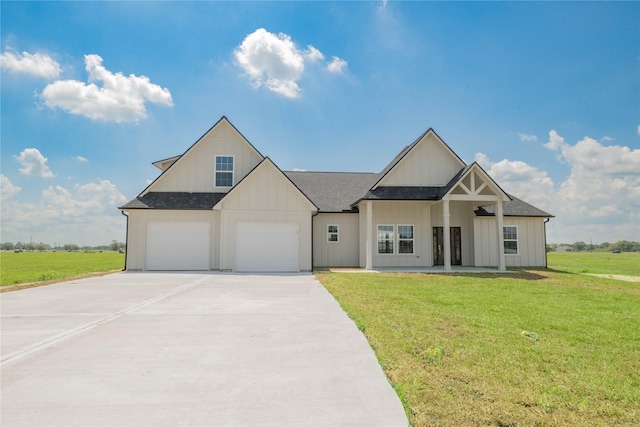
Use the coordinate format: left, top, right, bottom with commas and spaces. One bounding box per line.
547, 240, 640, 253
1, 241, 126, 252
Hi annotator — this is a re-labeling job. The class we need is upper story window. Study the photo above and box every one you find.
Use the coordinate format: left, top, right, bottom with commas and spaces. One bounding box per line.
215, 156, 234, 187
327, 225, 339, 242
503, 226, 518, 255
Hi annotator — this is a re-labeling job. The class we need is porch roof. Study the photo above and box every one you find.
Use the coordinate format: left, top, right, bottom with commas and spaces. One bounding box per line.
475, 195, 554, 217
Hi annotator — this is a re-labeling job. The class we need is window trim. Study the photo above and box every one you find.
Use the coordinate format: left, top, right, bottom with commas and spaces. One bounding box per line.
215, 155, 235, 188
377, 224, 395, 255
503, 225, 518, 255
398, 224, 415, 255
327, 224, 339, 243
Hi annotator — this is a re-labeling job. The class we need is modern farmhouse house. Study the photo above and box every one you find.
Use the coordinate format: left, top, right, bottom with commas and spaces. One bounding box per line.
120, 116, 552, 272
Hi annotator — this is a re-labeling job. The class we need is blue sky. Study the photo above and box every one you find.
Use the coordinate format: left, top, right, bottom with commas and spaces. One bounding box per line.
1, 1, 638, 246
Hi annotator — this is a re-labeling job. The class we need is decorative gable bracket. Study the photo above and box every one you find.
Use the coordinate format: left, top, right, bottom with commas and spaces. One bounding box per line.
444, 163, 510, 202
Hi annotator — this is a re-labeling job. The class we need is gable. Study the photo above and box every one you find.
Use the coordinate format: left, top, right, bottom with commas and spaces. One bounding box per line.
214, 158, 317, 213
142, 117, 263, 195
374, 129, 466, 188
444, 162, 510, 202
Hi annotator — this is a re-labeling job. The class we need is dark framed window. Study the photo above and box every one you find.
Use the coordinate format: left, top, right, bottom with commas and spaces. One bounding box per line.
327, 225, 339, 242
398, 225, 414, 254
503, 226, 518, 254
215, 155, 234, 187
377, 225, 394, 254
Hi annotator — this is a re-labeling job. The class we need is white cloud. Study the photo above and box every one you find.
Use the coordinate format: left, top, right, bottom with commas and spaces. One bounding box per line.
0, 179, 127, 246
76, 155, 88, 162
0, 49, 61, 78
14, 148, 54, 178
234, 29, 306, 98
292, 168, 307, 172
517, 133, 537, 142
327, 56, 348, 74
637, 125, 640, 135
544, 129, 565, 151
0, 174, 21, 202
478, 130, 640, 243
304, 46, 324, 62
41, 54, 173, 123
234, 28, 347, 98
474, 152, 555, 211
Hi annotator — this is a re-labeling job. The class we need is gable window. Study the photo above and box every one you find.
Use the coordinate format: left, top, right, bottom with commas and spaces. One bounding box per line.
398, 225, 414, 254
377, 225, 394, 254
215, 156, 234, 187
327, 225, 339, 242
503, 226, 518, 255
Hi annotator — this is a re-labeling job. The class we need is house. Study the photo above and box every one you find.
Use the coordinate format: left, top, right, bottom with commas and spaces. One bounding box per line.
555, 245, 573, 252
119, 116, 553, 272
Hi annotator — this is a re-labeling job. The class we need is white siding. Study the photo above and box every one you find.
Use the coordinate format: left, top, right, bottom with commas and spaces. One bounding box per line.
150, 120, 263, 193
358, 201, 433, 268
378, 132, 465, 187
473, 217, 547, 267
313, 213, 360, 267
124, 210, 219, 271
216, 160, 315, 271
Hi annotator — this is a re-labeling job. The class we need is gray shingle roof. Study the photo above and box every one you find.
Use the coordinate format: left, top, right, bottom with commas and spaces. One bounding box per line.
475, 195, 554, 217
360, 186, 444, 201
120, 192, 226, 210
284, 171, 379, 212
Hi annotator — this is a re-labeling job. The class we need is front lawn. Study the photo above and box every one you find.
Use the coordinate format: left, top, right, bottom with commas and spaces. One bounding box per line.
0, 251, 125, 286
316, 270, 640, 426
547, 251, 639, 276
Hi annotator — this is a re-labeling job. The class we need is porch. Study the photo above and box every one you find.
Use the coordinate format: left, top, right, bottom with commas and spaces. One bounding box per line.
326, 266, 512, 274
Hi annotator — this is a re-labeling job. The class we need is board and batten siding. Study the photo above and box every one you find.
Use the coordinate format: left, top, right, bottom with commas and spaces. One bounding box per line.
473, 217, 547, 267
124, 210, 219, 270
215, 160, 315, 271
377, 133, 465, 187
359, 201, 433, 268
313, 213, 360, 267
150, 120, 263, 193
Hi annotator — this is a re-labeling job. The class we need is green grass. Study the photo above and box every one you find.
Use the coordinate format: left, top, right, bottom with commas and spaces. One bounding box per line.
547, 251, 639, 276
0, 251, 125, 286
316, 268, 640, 426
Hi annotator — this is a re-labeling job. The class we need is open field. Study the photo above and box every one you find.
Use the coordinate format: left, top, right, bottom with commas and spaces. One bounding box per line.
547, 251, 639, 276
0, 251, 125, 287
317, 260, 640, 425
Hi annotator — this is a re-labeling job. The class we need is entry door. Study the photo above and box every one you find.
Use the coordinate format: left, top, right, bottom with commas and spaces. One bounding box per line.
432, 227, 462, 266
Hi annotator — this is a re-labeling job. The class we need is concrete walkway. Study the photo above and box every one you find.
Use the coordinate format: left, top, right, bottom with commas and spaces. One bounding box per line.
1, 272, 407, 426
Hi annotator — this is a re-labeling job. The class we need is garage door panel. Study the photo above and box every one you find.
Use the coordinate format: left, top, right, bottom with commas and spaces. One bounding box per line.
146, 222, 210, 270
235, 222, 299, 272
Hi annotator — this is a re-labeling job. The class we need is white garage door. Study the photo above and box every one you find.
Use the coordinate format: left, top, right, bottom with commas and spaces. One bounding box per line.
146, 222, 210, 270
235, 222, 299, 272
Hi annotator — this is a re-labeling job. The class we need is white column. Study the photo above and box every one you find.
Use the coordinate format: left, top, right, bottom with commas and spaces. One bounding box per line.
496, 199, 506, 271
365, 201, 373, 270
443, 199, 451, 271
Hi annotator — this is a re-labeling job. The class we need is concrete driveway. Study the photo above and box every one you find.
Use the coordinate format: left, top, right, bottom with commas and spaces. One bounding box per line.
1, 272, 407, 426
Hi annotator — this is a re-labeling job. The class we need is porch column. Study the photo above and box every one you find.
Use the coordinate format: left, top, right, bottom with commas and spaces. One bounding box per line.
443, 198, 451, 271
496, 199, 506, 271
365, 201, 373, 270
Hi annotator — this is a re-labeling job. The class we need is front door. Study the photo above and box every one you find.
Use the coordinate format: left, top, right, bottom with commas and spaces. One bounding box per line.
432, 227, 462, 266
